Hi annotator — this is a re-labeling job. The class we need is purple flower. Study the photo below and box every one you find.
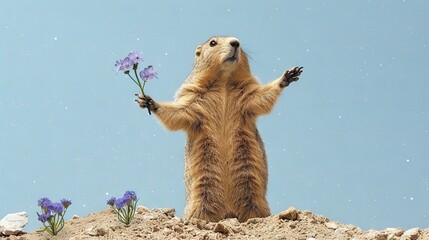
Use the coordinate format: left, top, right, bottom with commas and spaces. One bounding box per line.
139, 65, 157, 81
46, 202, 64, 213
123, 191, 137, 201
106, 197, 116, 207
114, 197, 127, 209
38, 213, 52, 223
115, 51, 144, 72
38, 197, 53, 209
128, 51, 143, 64
115, 59, 124, 72
60, 198, 72, 208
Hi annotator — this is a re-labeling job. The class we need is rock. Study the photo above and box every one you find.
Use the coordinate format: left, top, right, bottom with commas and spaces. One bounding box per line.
365, 230, 388, 240
173, 225, 184, 234
213, 222, 229, 234
403, 228, 420, 240
189, 218, 207, 230
384, 228, 404, 237
143, 214, 158, 220
72, 215, 80, 219
220, 218, 240, 227
160, 208, 176, 217
0, 212, 28, 236
279, 207, 298, 221
151, 226, 159, 232
288, 222, 297, 229
84, 226, 108, 236
325, 222, 339, 230
335, 227, 349, 235
246, 217, 264, 224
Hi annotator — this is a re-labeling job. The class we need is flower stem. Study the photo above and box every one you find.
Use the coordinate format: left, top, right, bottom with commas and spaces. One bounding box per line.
133, 68, 151, 115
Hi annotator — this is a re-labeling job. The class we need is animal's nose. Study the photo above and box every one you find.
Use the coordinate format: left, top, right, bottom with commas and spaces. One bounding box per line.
230, 40, 240, 48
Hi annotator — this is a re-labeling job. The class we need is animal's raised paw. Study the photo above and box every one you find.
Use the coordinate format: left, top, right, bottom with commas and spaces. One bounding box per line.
135, 94, 158, 112
280, 66, 303, 88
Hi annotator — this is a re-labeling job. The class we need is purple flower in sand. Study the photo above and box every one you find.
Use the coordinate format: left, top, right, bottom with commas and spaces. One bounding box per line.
38, 197, 52, 209
61, 198, 72, 208
36, 197, 71, 235
107, 197, 116, 207
123, 191, 137, 201
37, 213, 52, 223
139, 65, 157, 81
47, 202, 64, 213
114, 197, 127, 209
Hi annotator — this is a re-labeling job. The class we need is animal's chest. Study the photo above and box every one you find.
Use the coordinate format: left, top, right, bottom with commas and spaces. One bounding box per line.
196, 87, 242, 130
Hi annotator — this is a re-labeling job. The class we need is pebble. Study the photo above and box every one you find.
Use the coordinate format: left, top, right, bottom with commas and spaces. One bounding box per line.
325, 222, 339, 230
220, 218, 240, 227
84, 226, 108, 236
403, 228, 420, 240
160, 208, 176, 217
213, 222, 229, 234
143, 214, 158, 220
189, 218, 207, 230
279, 207, 298, 221
365, 230, 388, 240
0, 212, 28, 236
246, 217, 264, 224
334, 227, 349, 234
383, 228, 404, 237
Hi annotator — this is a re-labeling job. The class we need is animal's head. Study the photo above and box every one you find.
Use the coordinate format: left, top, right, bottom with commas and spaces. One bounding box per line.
194, 36, 249, 72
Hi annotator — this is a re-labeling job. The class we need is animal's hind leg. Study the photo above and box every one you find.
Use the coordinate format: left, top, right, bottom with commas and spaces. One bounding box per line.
230, 130, 271, 222
185, 136, 226, 222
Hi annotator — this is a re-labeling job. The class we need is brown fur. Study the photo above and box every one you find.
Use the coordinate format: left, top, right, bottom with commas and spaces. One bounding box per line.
137, 36, 302, 222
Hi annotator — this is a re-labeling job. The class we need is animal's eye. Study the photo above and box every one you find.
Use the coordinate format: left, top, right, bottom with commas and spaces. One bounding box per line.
209, 40, 217, 47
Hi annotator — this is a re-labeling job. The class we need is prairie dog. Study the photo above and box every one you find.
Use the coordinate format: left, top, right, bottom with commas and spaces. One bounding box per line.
137, 36, 302, 222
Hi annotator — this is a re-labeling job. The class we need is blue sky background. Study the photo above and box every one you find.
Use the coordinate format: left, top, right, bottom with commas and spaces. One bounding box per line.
1, 0, 428, 232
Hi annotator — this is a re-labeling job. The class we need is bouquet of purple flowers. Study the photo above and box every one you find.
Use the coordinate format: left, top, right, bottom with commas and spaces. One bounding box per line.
107, 191, 139, 225
115, 51, 158, 115
36, 197, 72, 235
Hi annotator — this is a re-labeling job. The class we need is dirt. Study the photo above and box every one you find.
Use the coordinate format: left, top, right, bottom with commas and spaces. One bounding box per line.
2, 206, 428, 240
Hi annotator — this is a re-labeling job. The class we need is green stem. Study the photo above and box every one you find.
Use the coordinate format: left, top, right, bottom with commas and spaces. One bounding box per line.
127, 73, 140, 88
133, 68, 151, 115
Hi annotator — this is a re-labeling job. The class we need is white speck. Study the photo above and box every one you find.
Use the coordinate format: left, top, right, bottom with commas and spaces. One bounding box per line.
273, 69, 276, 72
306, 49, 310, 52
338, 115, 342, 119
227, 8, 230, 12
5, 26, 8, 30
137, 38, 140, 41
379, 63, 383, 67
282, 148, 286, 152
105, 192, 109, 196
153, 134, 156, 137
410, 197, 414, 201
65, 106, 68, 110
83, 204, 86, 207
277, 57, 280, 61
54, 37, 57, 41
406, 159, 410, 163
33, 180, 36, 184
165, 52, 168, 56
348, 199, 352, 202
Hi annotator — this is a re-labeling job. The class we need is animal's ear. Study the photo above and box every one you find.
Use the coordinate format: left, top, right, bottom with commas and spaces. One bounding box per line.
195, 45, 202, 57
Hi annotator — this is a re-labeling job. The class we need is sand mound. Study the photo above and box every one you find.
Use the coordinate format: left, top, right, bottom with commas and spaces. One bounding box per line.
3, 207, 428, 240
